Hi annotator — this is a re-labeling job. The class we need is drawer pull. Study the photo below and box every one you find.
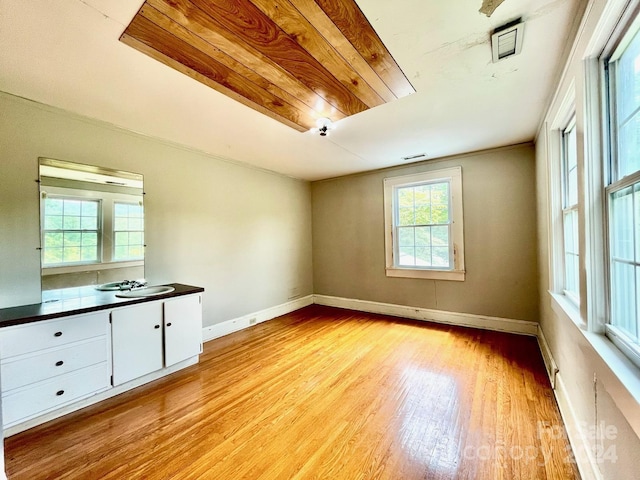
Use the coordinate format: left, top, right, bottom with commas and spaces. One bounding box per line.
54, 331, 63, 337
55, 360, 64, 367
56, 390, 64, 396
166, 322, 172, 327
154, 325, 160, 329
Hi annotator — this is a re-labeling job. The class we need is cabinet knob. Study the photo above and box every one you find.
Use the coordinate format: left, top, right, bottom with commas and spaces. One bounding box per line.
166, 322, 172, 327
55, 360, 64, 367
56, 390, 64, 396
154, 325, 160, 329
54, 331, 63, 337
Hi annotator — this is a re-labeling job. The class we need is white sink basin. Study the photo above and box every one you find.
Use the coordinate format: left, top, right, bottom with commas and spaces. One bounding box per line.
115, 286, 175, 298
96, 281, 128, 291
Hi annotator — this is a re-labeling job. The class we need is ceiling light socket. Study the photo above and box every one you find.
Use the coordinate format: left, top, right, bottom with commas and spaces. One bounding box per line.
311, 117, 335, 137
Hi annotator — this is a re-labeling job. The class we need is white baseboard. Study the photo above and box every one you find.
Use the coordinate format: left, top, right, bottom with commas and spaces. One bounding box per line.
554, 372, 603, 480
537, 325, 560, 389
537, 327, 602, 480
202, 295, 313, 342
199, 294, 602, 479
313, 295, 539, 336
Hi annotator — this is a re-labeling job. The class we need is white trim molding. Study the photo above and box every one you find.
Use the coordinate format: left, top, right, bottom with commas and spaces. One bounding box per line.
537, 327, 603, 480
313, 295, 538, 336
202, 295, 313, 342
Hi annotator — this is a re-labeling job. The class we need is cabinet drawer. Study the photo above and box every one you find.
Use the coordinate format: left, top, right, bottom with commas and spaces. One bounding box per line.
2, 362, 110, 427
0, 311, 109, 359
1, 337, 108, 391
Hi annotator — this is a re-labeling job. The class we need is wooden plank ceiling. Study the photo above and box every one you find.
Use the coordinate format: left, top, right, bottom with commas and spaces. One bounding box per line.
120, 0, 415, 132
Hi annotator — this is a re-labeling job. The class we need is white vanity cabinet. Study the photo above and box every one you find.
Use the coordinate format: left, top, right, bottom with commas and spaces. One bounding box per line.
111, 293, 203, 386
164, 294, 203, 367
111, 301, 164, 386
0, 311, 111, 427
0, 285, 203, 434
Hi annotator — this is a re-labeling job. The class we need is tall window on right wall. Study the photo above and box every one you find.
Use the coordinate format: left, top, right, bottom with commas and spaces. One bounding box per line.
605, 23, 640, 365
561, 117, 579, 304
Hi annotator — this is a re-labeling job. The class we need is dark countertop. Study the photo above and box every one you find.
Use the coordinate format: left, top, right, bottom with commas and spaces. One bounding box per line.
0, 283, 204, 328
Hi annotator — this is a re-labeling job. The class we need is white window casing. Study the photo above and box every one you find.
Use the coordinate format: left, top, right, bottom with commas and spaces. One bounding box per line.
383, 166, 465, 281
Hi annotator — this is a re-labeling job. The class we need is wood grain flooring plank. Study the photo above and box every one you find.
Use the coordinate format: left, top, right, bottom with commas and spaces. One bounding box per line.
5, 306, 579, 480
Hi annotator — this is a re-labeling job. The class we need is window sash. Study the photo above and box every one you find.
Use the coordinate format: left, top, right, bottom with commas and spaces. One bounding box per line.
392, 180, 453, 270
41, 196, 102, 267
605, 26, 640, 363
113, 201, 144, 261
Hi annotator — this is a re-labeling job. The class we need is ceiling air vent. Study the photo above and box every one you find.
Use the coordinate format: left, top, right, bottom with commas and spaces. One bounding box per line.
402, 153, 428, 162
491, 18, 524, 63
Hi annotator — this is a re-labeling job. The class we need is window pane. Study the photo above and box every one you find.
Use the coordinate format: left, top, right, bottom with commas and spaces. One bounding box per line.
398, 207, 414, 226
82, 232, 97, 247
63, 200, 81, 216
415, 205, 431, 224
414, 185, 430, 205
615, 28, 640, 126
431, 183, 448, 204
63, 247, 81, 262
398, 227, 414, 247
44, 232, 62, 248
44, 248, 63, 265
431, 204, 449, 224
63, 216, 80, 230
64, 232, 81, 247
81, 246, 97, 262
81, 201, 98, 216
45, 198, 63, 215
44, 215, 62, 230
415, 247, 431, 266
399, 247, 415, 266
431, 226, 449, 246
617, 112, 640, 178
611, 260, 637, 339
415, 227, 431, 246
432, 247, 450, 267
611, 187, 634, 261
397, 187, 414, 207
81, 216, 97, 230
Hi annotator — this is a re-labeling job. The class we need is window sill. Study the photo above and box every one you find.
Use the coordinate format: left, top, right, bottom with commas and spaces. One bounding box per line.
549, 291, 584, 328
548, 291, 640, 439
42, 260, 144, 276
386, 267, 465, 281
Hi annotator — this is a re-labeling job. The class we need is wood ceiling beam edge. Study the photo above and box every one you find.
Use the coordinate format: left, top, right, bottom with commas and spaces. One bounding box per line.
138, 4, 325, 124
120, 23, 313, 131
288, 0, 396, 103
249, 0, 385, 109
314, 0, 415, 98
187, 0, 369, 117
147, 0, 347, 121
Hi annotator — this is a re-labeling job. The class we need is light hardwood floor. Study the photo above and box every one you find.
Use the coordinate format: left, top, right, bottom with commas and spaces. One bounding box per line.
5, 305, 580, 479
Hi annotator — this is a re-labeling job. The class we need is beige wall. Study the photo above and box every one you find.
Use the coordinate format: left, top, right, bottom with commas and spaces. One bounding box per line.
534, 0, 640, 477
311, 144, 539, 322
0, 92, 313, 326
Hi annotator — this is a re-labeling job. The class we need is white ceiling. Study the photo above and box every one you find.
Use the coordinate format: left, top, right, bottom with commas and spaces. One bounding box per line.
0, 0, 581, 181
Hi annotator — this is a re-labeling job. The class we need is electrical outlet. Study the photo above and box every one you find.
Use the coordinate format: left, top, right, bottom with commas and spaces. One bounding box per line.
249, 317, 257, 325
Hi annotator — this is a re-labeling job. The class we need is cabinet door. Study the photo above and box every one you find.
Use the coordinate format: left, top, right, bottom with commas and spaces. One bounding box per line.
111, 302, 163, 386
164, 294, 202, 367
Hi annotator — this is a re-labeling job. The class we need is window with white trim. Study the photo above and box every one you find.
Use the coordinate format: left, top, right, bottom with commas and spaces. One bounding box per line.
42, 196, 101, 266
384, 167, 465, 281
561, 117, 580, 304
113, 202, 144, 261
605, 21, 640, 365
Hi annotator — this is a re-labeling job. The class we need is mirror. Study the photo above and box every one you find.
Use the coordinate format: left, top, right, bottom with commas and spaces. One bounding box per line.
39, 158, 144, 294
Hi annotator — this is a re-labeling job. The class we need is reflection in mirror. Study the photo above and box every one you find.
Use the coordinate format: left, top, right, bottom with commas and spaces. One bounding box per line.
39, 158, 144, 295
